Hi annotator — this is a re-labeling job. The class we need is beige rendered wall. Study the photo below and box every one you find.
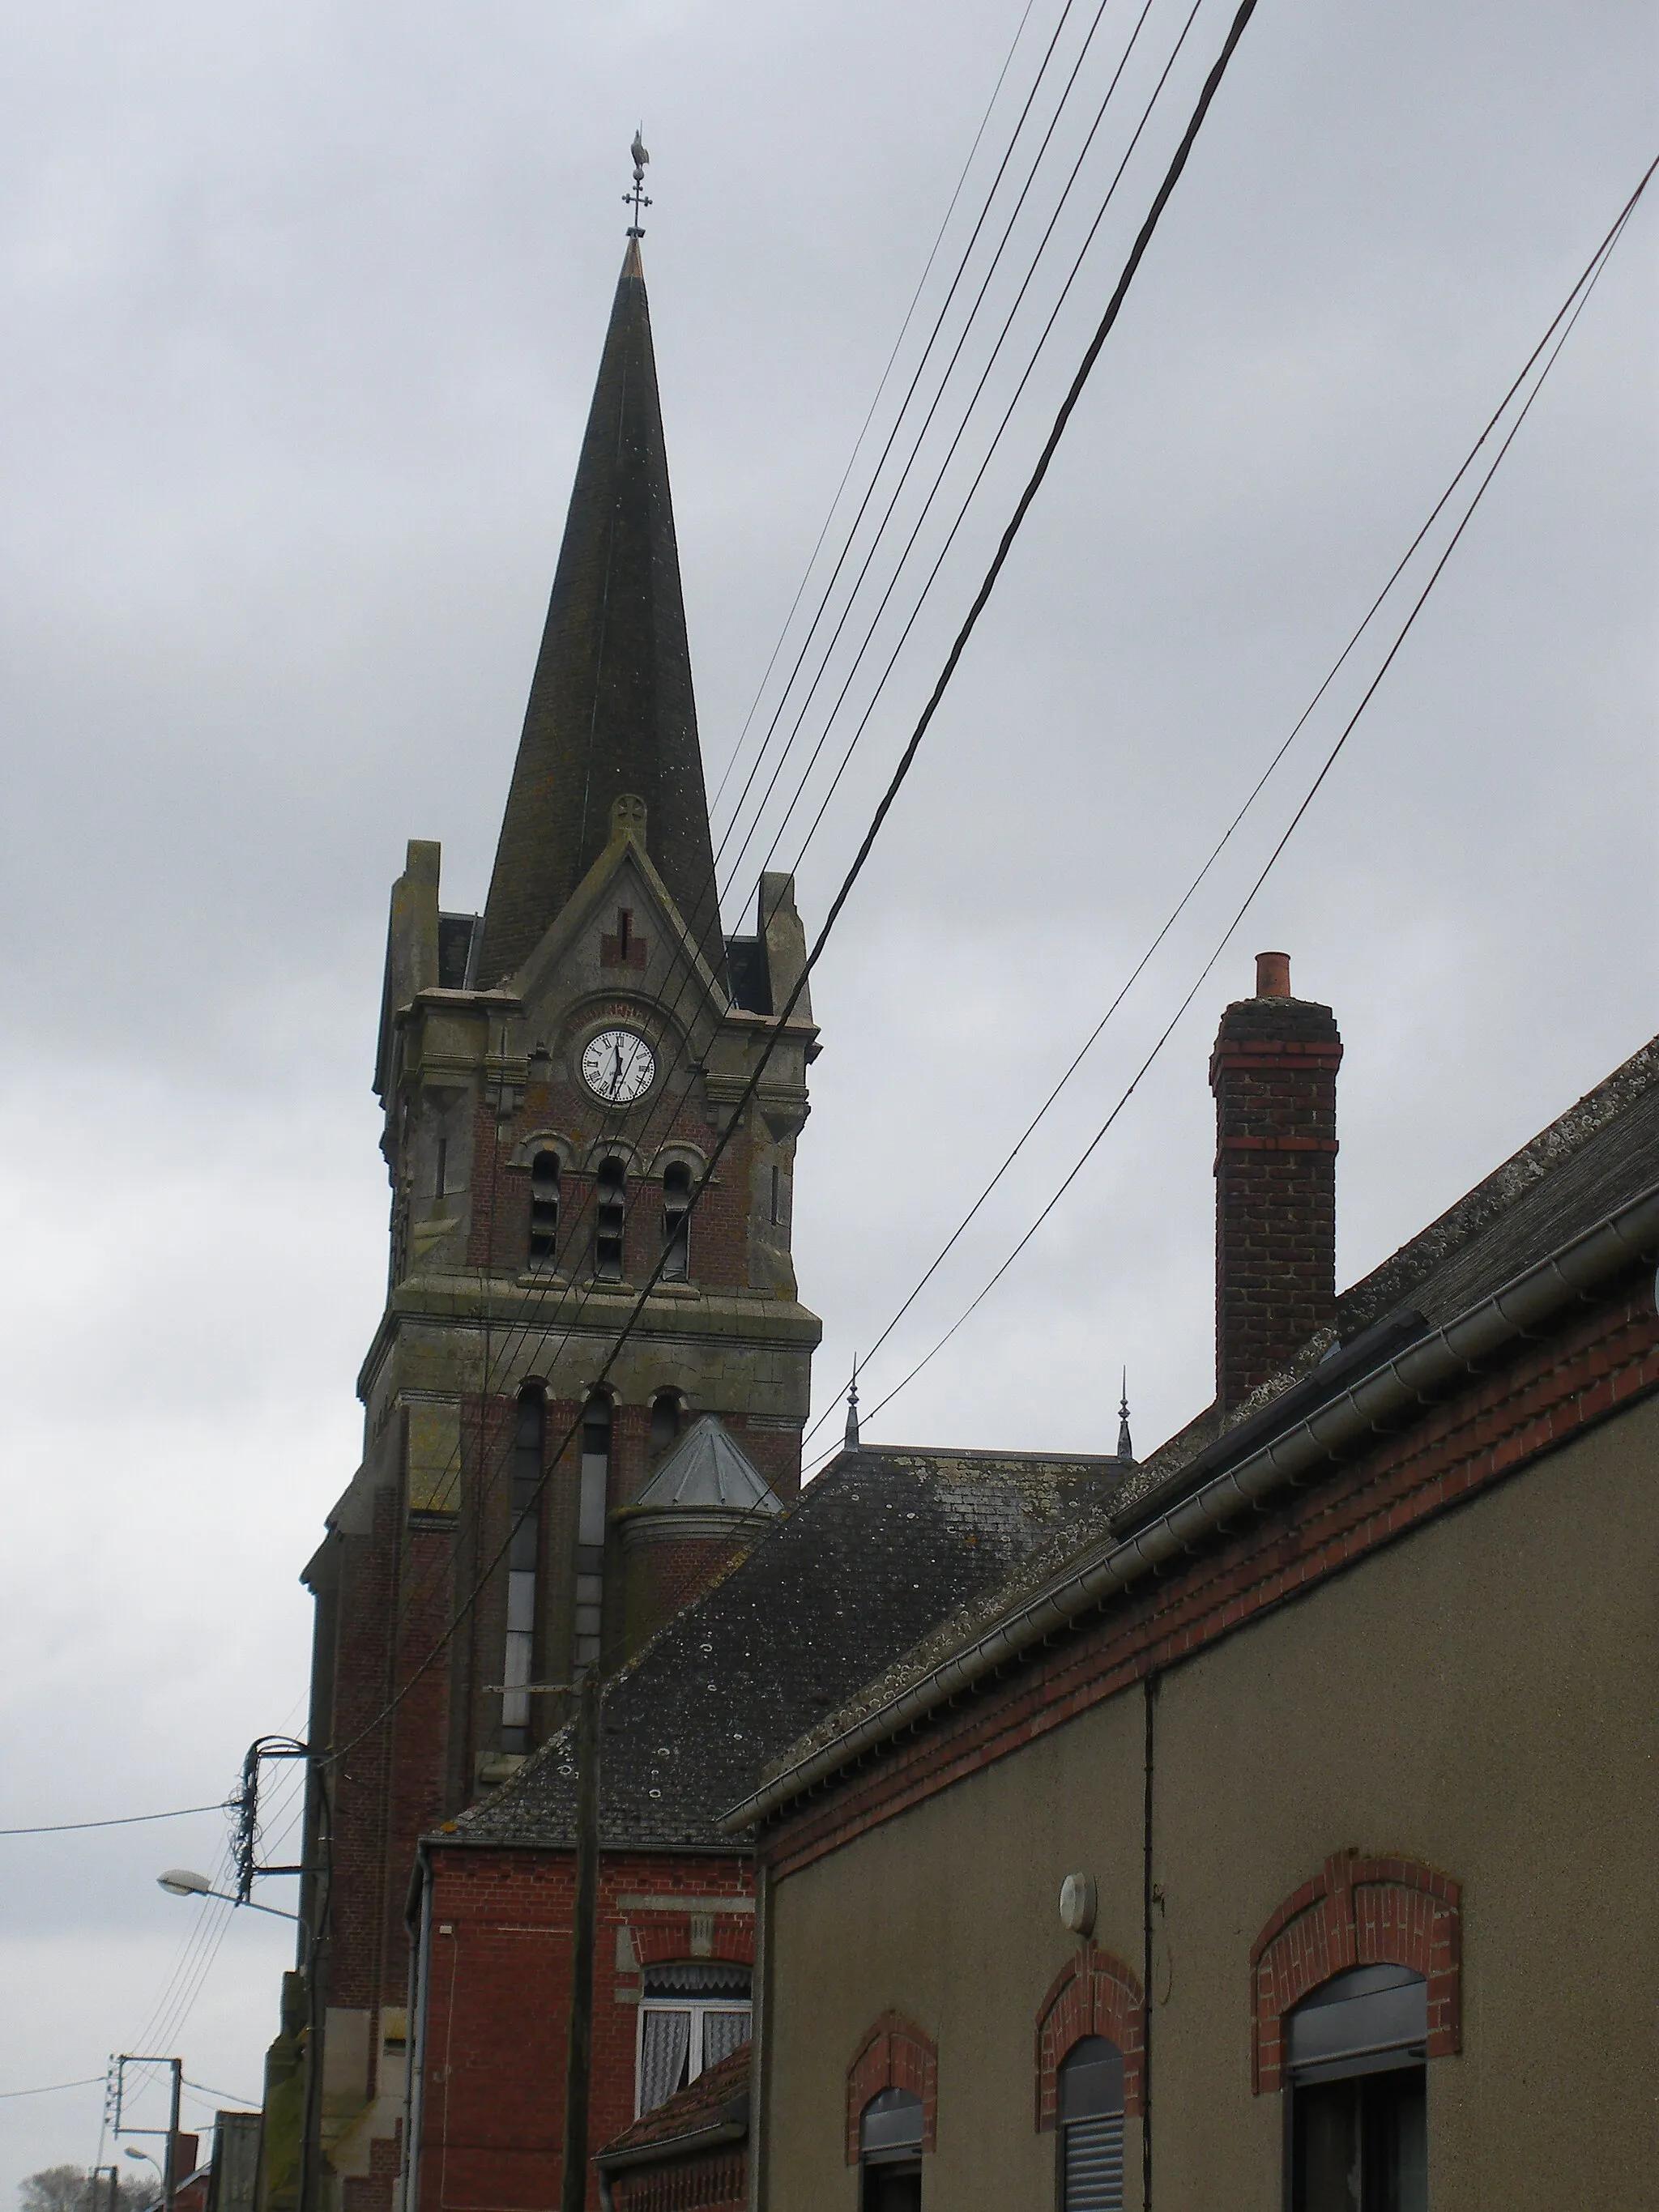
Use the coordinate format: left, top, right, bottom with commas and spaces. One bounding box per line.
761, 1396, 1659, 2210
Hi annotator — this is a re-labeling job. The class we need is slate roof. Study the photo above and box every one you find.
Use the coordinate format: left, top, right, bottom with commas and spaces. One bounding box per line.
448, 1444, 1131, 1852
595, 2041, 749, 2166
633, 1417, 780, 1514
755, 1030, 1659, 1776
475, 239, 723, 987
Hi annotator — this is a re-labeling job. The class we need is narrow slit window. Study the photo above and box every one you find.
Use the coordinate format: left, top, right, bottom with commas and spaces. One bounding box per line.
617, 908, 632, 957
662, 1161, 692, 1281
595, 1157, 626, 1281
435, 1137, 447, 1200
770, 1164, 781, 1225
529, 1150, 560, 1270
500, 1391, 544, 1754
650, 1392, 680, 1450
574, 1394, 611, 1672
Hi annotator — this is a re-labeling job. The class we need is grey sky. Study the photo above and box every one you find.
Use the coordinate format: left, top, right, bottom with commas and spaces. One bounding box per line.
1, 0, 1653, 2187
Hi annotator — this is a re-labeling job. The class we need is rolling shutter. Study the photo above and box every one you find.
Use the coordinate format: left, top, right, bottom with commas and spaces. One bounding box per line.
1063, 2112, 1124, 2211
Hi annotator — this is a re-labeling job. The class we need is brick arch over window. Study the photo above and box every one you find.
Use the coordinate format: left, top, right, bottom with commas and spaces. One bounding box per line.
845, 2013, 937, 2166
1251, 1850, 1461, 2094
1034, 1946, 1145, 2131
629, 1920, 755, 1971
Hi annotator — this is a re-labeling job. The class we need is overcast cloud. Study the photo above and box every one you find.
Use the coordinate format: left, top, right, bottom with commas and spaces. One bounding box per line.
1, 0, 1653, 2188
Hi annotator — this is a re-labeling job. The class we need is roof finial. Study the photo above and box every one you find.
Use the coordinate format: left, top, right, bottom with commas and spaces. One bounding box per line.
1116, 1369, 1134, 1463
625, 128, 651, 238
844, 1362, 860, 1451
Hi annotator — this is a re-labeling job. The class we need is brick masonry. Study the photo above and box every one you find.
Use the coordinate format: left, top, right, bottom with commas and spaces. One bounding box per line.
1034, 1946, 1145, 2129
844, 2013, 939, 2165
1250, 1851, 1461, 2094
417, 1847, 754, 2212
1210, 990, 1341, 1414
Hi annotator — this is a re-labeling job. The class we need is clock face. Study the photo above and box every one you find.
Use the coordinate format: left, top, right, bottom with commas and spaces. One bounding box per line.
581, 1028, 656, 1104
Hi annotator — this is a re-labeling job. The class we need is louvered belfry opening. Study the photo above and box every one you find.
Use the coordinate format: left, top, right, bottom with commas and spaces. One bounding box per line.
1058, 2037, 1125, 2211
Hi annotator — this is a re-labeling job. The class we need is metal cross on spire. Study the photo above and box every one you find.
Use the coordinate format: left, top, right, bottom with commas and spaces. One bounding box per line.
625, 128, 651, 237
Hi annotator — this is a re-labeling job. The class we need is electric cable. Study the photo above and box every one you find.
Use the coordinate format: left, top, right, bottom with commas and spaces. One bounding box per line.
0, 1805, 228, 1839
796, 147, 1659, 1459
706, 0, 1042, 818
813, 156, 1656, 1460
714, 0, 1171, 901
323, 0, 1267, 1769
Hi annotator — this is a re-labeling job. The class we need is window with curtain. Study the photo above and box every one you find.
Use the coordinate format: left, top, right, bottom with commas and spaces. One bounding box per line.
499, 1391, 544, 1753
1058, 2037, 1124, 2212
1287, 1965, 1427, 2212
859, 2088, 923, 2212
634, 1963, 752, 2116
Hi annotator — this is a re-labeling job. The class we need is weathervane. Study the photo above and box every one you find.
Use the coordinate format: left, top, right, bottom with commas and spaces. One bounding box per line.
625, 128, 651, 237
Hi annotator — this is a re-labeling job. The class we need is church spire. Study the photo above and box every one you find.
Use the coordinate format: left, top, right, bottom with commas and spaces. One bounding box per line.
476, 229, 721, 987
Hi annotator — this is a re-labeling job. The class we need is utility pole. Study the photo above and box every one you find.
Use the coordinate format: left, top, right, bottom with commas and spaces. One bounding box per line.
557, 1670, 601, 2212
114, 2054, 183, 2212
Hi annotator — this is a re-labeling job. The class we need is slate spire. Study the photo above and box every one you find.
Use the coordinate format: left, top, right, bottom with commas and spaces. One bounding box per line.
476, 239, 721, 987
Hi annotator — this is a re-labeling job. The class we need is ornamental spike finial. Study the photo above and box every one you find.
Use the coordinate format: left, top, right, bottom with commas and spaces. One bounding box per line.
845, 1361, 861, 1451
625, 127, 652, 237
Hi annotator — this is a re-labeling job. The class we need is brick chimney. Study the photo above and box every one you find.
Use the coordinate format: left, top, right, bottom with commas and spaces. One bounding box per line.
1210, 952, 1342, 1413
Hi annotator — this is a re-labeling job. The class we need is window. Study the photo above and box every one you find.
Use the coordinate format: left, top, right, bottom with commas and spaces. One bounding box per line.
636, 1963, 751, 2116
1288, 1966, 1427, 2212
661, 1161, 692, 1281
528, 1150, 560, 1269
435, 1137, 448, 1200
650, 1392, 680, 1450
1058, 2037, 1124, 2212
770, 1163, 782, 1225
595, 1157, 626, 1281
500, 1392, 544, 1753
574, 1396, 610, 1670
859, 2089, 923, 2212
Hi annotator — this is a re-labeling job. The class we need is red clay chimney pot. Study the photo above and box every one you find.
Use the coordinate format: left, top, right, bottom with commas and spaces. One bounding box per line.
1256, 950, 1291, 999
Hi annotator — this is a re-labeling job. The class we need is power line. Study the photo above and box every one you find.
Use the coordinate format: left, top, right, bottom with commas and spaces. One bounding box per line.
327, 0, 1267, 1768
818, 152, 1657, 1460
0, 1804, 227, 1839
799, 147, 1659, 1462
0, 2078, 105, 2101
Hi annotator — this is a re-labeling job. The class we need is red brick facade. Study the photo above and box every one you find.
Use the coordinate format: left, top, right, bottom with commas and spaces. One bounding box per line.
416, 1847, 753, 2212
1034, 1947, 1145, 2129
1249, 1851, 1461, 2094
844, 2013, 938, 2164
1210, 975, 1342, 1413
606, 2150, 745, 2210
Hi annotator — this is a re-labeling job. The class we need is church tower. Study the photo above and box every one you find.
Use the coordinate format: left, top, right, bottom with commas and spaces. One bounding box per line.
286, 236, 821, 2211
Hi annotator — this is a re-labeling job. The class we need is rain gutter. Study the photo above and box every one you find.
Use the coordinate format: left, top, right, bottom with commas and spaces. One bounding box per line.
723, 1185, 1659, 1834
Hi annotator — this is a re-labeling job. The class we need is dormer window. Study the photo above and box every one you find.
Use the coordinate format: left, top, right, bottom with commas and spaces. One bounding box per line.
662, 1161, 692, 1281
528, 1151, 560, 1270
595, 1157, 626, 1280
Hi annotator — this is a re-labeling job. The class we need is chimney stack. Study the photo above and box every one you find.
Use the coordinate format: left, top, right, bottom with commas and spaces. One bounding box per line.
1210, 952, 1341, 1414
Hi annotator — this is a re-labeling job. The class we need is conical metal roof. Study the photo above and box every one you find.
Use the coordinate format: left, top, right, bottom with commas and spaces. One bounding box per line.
633, 1416, 781, 1515
476, 238, 721, 987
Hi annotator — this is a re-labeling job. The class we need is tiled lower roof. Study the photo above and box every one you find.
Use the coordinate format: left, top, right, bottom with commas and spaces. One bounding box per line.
448, 1445, 1129, 1851
596, 2042, 750, 2164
